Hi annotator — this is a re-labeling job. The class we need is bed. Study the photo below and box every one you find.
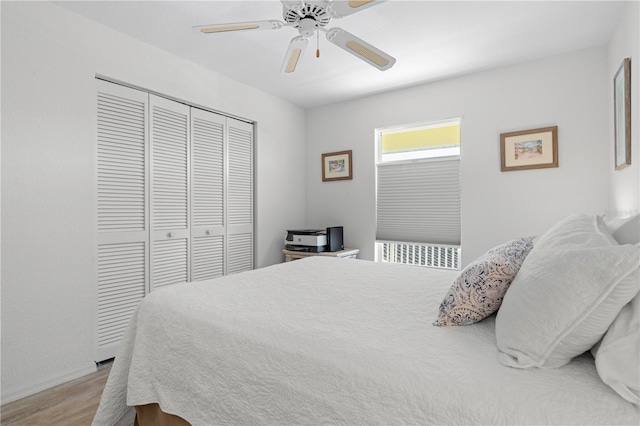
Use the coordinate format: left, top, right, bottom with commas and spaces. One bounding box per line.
93, 214, 640, 426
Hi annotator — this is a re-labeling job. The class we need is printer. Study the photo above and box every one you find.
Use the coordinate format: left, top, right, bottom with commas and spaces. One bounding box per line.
285, 226, 344, 252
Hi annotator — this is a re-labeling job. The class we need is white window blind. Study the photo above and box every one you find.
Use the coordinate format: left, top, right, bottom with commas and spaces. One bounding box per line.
376, 156, 461, 246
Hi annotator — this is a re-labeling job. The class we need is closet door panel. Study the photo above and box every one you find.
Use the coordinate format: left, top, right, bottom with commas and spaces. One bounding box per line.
192, 235, 224, 281
97, 83, 148, 235
227, 118, 254, 274
97, 241, 146, 353
150, 95, 190, 290
227, 120, 253, 228
227, 233, 253, 275
95, 80, 149, 362
152, 238, 189, 289
190, 108, 225, 281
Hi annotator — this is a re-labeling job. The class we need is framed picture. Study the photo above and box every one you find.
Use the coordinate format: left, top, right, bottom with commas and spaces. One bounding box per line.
614, 57, 631, 170
322, 150, 352, 181
500, 126, 558, 172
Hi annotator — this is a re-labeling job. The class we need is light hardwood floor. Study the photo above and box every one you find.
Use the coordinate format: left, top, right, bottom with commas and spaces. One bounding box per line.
1, 362, 112, 426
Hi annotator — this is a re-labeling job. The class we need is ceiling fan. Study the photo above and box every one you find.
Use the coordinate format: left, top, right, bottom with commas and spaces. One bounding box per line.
193, 0, 396, 74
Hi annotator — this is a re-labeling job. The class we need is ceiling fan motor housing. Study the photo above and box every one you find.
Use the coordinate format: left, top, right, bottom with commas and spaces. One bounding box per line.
282, 0, 332, 35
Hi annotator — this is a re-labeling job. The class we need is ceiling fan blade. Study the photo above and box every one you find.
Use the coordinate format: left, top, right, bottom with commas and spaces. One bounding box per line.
324, 27, 395, 71
193, 20, 284, 35
329, 0, 387, 18
281, 36, 309, 74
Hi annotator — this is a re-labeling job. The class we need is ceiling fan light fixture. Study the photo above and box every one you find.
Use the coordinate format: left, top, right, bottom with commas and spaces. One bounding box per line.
297, 18, 318, 37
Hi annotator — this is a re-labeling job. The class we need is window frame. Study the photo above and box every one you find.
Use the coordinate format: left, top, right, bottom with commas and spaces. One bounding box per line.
375, 117, 462, 165
374, 117, 462, 269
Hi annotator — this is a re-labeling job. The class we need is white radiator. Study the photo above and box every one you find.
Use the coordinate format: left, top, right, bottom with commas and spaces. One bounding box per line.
377, 241, 460, 270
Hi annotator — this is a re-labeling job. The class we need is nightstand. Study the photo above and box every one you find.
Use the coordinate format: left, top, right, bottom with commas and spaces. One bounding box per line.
283, 248, 360, 262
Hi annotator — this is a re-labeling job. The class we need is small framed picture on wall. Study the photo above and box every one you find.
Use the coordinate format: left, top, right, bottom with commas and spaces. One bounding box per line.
614, 57, 631, 170
500, 126, 558, 172
322, 150, 352, 181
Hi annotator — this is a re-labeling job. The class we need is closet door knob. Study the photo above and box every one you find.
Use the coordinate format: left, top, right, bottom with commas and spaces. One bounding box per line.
168, 232, 174, 238
206, 230, 211, 235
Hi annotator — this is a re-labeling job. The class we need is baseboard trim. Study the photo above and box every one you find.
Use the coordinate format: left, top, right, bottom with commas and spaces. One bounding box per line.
1, 364, 97, 405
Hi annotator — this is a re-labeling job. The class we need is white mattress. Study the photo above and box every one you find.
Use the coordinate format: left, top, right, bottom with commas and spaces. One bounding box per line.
93, 257, 639, 425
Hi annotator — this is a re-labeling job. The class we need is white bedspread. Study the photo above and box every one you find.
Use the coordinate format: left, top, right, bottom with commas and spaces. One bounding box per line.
93, 257, 639, 425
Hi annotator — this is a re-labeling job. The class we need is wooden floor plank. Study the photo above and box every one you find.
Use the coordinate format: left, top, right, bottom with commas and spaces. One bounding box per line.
1, 363, 111, 426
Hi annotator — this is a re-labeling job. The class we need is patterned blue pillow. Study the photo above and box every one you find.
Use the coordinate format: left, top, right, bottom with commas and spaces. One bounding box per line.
433, 237, 535, 326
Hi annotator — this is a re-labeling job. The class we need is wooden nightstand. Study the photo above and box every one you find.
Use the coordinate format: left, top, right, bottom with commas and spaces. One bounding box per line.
283, 248, 360, 262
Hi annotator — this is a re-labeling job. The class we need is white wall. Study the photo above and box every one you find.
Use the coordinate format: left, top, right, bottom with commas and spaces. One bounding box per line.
306, 47, 610, 265
1, 2, 306, 402
608, 1, 639, 216
2, 0, 633, 406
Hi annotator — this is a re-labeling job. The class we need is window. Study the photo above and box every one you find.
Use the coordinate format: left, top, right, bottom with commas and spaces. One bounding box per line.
379, 120, 460, 162
375, 118, 461, 270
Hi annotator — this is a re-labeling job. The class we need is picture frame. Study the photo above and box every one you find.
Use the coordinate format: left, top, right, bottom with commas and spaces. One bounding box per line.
614, 57, 631, 170
500, 126, 558, 172
322, 150, 352, 181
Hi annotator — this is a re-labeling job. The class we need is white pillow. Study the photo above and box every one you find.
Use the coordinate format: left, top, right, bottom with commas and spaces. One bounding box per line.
534, 213, 617, 249
592, 292, 640, 405
604, 214, 640, 245
495, 214, 640, 368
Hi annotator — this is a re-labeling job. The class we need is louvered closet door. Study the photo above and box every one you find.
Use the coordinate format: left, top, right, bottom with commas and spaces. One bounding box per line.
191, 108, 226, 281
227, 118, 254, 275
150, 95, 190, 290
95, 80, 149, 362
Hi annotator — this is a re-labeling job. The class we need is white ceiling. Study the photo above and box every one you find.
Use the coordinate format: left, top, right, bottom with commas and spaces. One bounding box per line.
55, 0, 623, 109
